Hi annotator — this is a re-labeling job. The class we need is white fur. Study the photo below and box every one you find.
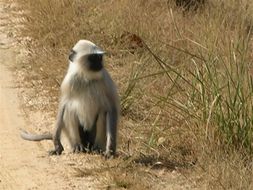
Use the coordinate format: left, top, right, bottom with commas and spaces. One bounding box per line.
73, 40, 104, 57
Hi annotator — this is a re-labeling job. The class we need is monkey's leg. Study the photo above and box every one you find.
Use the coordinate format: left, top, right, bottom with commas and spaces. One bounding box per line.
49, 105, 65, 155
79, 125, 96, 152
64, 111, 85, 153
93, 113, 106, 152
105, 108, 118, 158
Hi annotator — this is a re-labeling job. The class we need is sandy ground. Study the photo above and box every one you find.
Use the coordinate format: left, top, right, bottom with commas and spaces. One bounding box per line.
0, 56, 67, 190
0, 2, 101, 189
0, 61, 102, 190
0, 33, 71, 190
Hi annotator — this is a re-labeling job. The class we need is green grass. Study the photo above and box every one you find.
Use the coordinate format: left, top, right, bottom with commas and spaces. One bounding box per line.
151, 32, 253, 152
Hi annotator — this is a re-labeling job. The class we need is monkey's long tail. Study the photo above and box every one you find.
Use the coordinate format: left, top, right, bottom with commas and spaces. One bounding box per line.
20, 130, 53, 141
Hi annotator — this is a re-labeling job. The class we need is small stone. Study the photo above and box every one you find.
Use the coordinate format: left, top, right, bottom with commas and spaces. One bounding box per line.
157, 137, 166, 146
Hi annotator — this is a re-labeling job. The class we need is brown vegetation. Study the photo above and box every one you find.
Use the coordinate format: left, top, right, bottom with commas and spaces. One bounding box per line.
174, 0, 205, 11
12, 0, 253, 189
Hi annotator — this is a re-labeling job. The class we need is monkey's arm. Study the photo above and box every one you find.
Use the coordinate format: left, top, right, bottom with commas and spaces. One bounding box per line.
49, 104, 65, 155
105, 106, 118, 158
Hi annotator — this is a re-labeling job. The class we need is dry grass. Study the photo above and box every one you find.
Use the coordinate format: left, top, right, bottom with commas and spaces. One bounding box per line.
11, 0, 253, 189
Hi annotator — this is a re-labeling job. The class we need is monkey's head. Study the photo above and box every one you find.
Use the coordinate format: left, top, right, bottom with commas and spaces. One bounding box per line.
69, 40, 105, 79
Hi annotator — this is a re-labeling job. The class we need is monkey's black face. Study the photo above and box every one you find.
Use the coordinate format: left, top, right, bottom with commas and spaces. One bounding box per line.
86, 54, 103, 72
69, 48, 104, 72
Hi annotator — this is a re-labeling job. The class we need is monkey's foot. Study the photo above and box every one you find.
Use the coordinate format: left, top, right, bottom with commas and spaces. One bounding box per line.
104, 150, 115, 159
72, 144, 86, 153
49, 144, 64, 155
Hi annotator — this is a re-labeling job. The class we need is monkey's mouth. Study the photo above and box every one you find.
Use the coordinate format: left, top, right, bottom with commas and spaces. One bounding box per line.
87, 54, 103, 71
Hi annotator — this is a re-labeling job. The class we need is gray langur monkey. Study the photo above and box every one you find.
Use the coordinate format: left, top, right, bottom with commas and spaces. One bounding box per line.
21, 40, 120, 158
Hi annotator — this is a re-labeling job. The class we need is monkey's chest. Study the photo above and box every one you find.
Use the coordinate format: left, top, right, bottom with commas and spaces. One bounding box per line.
65, 93, 107, 130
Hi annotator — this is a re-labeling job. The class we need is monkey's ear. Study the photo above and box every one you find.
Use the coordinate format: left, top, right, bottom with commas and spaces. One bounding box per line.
69, 49, 76, 62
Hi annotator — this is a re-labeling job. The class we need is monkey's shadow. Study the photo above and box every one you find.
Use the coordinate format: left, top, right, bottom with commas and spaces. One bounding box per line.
133, 154, 196, 170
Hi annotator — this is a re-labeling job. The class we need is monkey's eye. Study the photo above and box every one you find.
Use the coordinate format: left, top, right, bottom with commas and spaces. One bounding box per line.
69, 49, 76, 62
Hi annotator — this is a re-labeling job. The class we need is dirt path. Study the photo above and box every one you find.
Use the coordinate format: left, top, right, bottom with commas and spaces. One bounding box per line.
0, 28, 69, 190
0, 2, 101, 190
0, 57, 101, 190
0, 55, 63, 190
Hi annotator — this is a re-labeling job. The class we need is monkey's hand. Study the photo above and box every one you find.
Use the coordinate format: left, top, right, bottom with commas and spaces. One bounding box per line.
49, 144, 64, 155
